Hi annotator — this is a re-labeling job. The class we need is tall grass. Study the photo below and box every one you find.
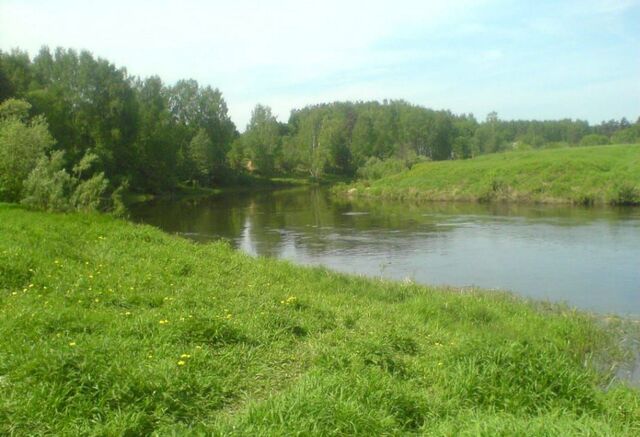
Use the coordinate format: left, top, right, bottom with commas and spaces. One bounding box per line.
0, 204, 638, 435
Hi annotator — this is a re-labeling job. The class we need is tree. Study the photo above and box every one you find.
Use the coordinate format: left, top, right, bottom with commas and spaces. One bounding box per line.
241, 104, 281, 175
168, 80, 236, 183
186, 129, 214, 184
131, 76, 179, 192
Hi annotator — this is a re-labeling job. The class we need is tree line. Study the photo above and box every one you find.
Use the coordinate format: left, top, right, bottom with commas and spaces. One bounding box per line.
1, 46, 639, 203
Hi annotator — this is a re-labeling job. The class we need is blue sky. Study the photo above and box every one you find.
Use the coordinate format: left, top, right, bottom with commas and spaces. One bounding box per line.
1, 0, 638, 129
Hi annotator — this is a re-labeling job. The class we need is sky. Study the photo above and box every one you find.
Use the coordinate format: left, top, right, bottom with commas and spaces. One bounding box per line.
1, 0, 639, 129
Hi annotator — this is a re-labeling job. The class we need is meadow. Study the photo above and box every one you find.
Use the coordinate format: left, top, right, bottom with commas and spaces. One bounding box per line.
0, 204, 639, 435
338, 144, 640, 205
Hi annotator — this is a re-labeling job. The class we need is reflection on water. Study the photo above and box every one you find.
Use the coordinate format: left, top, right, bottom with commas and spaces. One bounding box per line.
129, 187, 640, 315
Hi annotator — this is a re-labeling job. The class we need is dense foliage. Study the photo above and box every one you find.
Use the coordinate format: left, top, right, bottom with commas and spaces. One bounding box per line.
1, 47, 639, 194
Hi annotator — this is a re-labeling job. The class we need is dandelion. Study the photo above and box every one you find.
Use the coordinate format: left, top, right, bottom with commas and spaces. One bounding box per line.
177, 360, 186, 366
124, 311, 131, 316
180, 353, 191, 359
159, 319, 169, 324
281, 296, 297, 305
148, 354, 153, 359
69, 342, 76, 347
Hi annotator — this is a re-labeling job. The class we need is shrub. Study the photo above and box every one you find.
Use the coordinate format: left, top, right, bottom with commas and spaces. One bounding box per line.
0, 99, 54, 201
611, 127, 640, 144
21, 150, 109, 212
21, 151, 73, 211
357, 155, 427, 181
579, 134, 609, 147
611, 182, 640, 205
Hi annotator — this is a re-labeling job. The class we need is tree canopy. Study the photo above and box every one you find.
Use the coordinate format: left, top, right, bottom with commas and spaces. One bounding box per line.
1, 46, 638, 196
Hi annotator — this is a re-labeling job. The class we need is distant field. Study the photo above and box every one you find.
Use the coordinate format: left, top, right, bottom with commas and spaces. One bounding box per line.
340, 144, 640, 205
1, 204, 639, 435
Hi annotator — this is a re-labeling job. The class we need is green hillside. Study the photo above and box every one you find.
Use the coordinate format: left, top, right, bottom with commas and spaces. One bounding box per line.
341, 145, 640, 205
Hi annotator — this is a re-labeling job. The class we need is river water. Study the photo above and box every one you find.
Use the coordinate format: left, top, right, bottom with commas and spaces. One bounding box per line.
130, 187, 640, 315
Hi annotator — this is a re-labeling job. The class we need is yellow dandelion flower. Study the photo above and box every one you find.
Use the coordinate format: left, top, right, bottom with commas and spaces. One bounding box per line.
180, 354, 191, 359
177, 360, 186, 366
69, 342, 76, 347
159, 319, 169, 324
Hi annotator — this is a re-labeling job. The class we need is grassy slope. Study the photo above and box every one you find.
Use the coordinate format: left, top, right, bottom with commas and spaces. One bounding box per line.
343, 144, 640, 204
0, 204, 638, 435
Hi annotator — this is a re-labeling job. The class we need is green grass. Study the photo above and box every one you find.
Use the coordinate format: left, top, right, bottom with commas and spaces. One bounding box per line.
0, 204, 639, 435
339, 144, 640, 205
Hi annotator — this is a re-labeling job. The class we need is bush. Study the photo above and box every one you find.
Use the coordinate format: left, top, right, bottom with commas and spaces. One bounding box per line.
579, 134, 609, 147
0, 99, 54, 201
21, 151, 73, 211
611, 127, 640, 144
357, 156, 427, 181
611, 182, 640, 205
21, 150, 109, 212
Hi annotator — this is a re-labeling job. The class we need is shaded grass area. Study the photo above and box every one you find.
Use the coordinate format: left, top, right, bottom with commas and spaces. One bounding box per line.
0, 204, 638, 435
338, 144, 640, 205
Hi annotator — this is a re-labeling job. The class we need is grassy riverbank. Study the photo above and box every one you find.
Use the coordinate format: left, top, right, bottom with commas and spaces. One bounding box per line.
338, 144, 640, 205
1, 204, 639, 435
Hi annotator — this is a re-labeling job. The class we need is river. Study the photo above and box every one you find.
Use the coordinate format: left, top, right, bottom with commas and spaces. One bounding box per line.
129, 187, 640, 315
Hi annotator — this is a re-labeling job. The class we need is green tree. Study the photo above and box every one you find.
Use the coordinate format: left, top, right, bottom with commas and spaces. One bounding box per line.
131, 76, 179, 192
241, 104, 281, 175
186, 129, 214, 184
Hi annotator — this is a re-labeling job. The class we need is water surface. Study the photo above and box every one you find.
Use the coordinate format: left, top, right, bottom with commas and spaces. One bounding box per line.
130, 188, 640, 315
